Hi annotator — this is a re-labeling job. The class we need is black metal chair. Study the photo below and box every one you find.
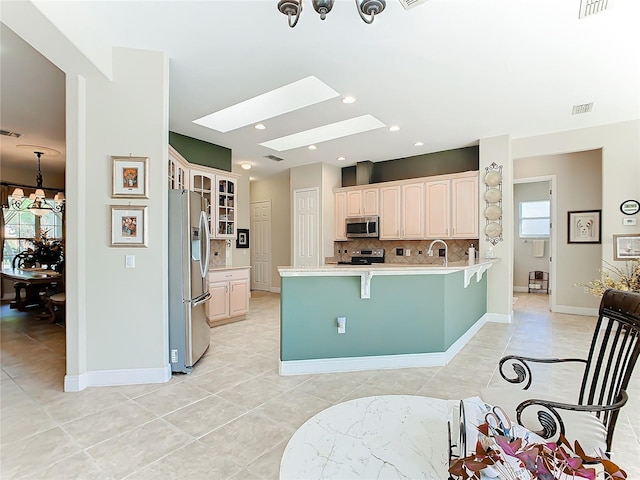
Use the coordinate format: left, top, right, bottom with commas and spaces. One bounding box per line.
481, 289, 640, 455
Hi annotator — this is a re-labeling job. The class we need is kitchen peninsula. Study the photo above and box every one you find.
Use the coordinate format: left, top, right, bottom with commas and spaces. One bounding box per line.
278, 259, 498, 375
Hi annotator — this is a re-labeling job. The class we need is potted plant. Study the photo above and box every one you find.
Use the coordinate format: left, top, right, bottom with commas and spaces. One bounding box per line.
26, 229, 64, 272
577, 260, 640, 297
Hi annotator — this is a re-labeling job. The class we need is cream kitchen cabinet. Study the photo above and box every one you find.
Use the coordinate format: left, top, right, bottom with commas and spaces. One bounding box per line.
425, 180, 450, 238
168, 146, 189, 190
335, 192, 347, 240
379, 183, 424, 239
190, 168, 215, 235
189, 168, 239, 239
451, 175, 478, 238
206, 268, 250, 327
346, 187, 379, 217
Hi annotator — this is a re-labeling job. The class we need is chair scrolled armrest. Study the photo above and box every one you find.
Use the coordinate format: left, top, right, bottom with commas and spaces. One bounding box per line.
515, 390, 629, 443
498, 355, 588, 390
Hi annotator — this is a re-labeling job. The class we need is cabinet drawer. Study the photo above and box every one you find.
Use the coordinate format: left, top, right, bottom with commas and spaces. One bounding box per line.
209, 268, 249, 283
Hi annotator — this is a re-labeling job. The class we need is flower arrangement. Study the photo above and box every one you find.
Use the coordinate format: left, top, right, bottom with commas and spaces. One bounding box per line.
25, 229, 64, 271
576, 260, 640, 297
449, 423, 627, 480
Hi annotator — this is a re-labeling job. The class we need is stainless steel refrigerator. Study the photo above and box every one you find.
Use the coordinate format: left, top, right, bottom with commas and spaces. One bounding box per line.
168, 189, 211, 373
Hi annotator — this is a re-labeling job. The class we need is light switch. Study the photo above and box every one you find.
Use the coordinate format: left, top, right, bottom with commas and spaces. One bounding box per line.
623, 218, 637, 226
125, 255, 135, 268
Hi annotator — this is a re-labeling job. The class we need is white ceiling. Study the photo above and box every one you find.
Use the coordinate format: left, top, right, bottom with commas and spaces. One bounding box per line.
2, 0, 639, 180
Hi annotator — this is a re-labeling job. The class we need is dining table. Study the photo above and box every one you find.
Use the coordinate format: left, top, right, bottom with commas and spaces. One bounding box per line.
1, 267, 62, 311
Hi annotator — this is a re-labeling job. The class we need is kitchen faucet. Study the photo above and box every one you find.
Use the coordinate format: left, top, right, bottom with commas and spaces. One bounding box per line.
427, 239, 448, 266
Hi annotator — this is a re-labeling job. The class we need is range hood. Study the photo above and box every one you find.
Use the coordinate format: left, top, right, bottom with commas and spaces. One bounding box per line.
355, 161, 373, 185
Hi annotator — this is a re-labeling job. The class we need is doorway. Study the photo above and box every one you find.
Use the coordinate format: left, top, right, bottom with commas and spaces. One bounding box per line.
250, 200, 271, 292
292, 187, 319, 267
513, 176, 556, 311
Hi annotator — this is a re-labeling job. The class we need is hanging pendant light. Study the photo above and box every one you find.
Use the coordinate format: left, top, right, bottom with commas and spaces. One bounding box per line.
9, 145, 65, 217
278, 0, 385, 27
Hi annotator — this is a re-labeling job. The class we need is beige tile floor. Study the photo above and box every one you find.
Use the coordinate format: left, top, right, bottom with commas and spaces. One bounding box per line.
1, 292, 639, 479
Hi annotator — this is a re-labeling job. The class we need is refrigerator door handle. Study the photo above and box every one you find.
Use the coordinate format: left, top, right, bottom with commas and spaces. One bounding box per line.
191, 291, 211, 307
198, 210, 210, 279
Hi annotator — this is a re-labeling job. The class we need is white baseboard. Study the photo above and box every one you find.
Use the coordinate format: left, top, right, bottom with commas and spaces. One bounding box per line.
279, 314, 489, 376
485, 312, 512, 324
552, 304, 598, 317
270, 286, 281, 294
64, 364, 171, 391
513, 286, 529, 293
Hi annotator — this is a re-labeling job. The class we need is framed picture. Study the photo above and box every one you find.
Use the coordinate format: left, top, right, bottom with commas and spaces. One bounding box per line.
112, 156, 149, 198
236, 228, 249, 249
110, 205, 148, 247
613, 234, 640, 260
567, 210, 601, 244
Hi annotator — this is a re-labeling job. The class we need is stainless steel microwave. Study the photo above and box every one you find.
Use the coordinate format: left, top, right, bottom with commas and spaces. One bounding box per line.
346, 216, 379, 238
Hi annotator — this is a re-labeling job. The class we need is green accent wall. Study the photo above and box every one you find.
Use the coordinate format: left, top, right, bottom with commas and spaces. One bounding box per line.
342, 146, 479, 186
280, 271, 486, 361
169, 131, 231, 171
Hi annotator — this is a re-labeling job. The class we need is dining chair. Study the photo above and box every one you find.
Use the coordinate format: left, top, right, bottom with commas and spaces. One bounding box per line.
480, 289, 640, 456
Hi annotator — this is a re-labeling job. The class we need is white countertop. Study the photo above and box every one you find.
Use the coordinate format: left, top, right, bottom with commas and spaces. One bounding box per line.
278, 259, 498, 298
208, 265, 251, 272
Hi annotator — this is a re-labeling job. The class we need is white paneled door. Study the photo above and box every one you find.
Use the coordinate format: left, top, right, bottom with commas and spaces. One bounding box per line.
293, 188, 319, 267
250, 201, 271, 291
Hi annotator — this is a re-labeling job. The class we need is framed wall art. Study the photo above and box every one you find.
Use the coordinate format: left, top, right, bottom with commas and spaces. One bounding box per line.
110, 205, 148, 247
112, 156, 149, 198
567, 210, 601, 244
236, 228, 249, 249
613, 234, 640, 261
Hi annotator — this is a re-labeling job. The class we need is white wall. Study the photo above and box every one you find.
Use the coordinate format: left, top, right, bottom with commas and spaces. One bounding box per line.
322, 163, 341, 261
514, 150, 602, 310
513, 181, 551, 291
229, 166, 251, 267
3, 3, 171, 389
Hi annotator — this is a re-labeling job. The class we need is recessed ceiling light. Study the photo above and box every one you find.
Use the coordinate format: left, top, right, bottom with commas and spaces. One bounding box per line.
389, 126, 400, 132
414, 141, 424, 147
193, 76, 339, 132
260, 114, 386, 151
342, 96, 356, 104
308, 145, 317, 150
255, 123, 266, 130
337, 156, 346, 161
241, 163, 252, 170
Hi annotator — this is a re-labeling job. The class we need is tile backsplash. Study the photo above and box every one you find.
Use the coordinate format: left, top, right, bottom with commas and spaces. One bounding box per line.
209, 239, 228, 268
332, 239, 479, 264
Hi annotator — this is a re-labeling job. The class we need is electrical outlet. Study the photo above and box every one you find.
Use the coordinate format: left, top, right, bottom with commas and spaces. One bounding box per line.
396, 248, 403, 256
418, 250, 423, 255
439, 248, 446, 257
405, 249, 411, 256
583, 286, 590, 294
337, 316, 346, 334
170, 349, 178, 363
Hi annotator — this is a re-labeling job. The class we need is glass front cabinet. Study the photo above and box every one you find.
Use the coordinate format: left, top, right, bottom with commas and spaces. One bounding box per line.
215, 175, 236, 239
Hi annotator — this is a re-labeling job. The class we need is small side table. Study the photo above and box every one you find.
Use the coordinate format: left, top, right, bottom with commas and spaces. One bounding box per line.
528, 271, 549, 293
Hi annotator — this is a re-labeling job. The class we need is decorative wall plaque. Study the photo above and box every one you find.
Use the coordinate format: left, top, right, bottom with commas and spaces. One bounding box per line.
484, 162, 503, 246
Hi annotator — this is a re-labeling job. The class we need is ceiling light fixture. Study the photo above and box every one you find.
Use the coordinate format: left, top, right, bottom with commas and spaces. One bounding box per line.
342, 96, 356, 104
389, 126, 400, 132
241, 163, 252, 170
337, 156, 346, 161
255, 123, 266, 130
278, 0, 386, 28
308, 145, 317, 150
414, 141, 424, 146
10, 145, 65, 217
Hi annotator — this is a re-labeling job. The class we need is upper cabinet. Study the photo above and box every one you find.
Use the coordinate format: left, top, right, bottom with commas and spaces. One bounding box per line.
401, 182, 424, 239
379, 186, 401, 239
425, 180, 450, 238
346, 187, 379, 217
451, 175, 479, 238
170, 146, 240, 239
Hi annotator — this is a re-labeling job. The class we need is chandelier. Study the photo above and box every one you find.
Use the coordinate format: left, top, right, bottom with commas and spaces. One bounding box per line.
9, 145, 65, 217
278, 0, 386, 27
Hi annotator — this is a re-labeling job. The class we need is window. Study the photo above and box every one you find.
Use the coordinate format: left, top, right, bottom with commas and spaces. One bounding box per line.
519, 200, 550, 238
2, 209, 63, 269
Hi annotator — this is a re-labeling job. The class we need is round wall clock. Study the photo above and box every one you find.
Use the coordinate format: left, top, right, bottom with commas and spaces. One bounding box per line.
620, 199, 640, 215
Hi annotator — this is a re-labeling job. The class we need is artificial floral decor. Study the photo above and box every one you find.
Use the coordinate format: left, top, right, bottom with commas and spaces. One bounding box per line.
25, 229, 64, 271
577, 260, 640, 297
449, 423, 627, 480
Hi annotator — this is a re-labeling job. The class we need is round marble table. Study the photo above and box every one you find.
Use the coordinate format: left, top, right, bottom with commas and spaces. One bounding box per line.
279, 395, 456, 479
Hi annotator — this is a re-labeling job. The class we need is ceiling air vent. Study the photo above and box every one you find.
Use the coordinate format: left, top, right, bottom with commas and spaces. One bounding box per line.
572, 102, 594, 115
579, 0, 609, 19
264, 155, 285, 162
0, 129, 22, 138
398, 0, 430, 10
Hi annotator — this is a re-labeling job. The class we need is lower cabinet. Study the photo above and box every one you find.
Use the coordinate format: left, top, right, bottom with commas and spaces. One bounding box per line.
206, 268, 250, 327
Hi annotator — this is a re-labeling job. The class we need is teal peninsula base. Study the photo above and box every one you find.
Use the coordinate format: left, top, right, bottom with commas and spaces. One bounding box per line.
278, 261, 496, 375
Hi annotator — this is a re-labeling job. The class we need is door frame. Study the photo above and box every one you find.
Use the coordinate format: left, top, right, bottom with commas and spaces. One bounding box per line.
513, 175, 557, 312
250, 200, 272, 292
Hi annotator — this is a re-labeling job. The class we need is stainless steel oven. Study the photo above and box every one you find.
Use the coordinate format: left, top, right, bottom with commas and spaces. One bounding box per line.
346, 216, 379, 238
